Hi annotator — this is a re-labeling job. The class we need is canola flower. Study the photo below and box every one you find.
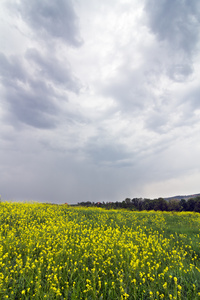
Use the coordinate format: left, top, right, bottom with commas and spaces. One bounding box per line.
0, 202, 200, 299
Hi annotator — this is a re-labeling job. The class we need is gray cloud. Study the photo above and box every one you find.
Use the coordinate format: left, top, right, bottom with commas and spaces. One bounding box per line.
184, 86, 200, 111
86, 141, 132, 167
12, 0, 83, 46
0, 53, 58, 128
7, 79, 58, 129
143, 0, 200, 91
145, 110, 169, 133
0, 47, 81, 129
100, 0, 200, 140
1, 0, 200, 203
0, 52, 26, 84
0, 0, 83, 130
102, 66, 153, 115
167, 63, 193, 82
26, 48, 80, 93
145, 0, 200, 55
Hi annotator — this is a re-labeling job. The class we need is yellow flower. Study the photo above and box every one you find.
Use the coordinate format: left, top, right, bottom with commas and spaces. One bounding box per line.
149, 291, 153, 298
174, 277, 178, 284
163, 282, 167, 289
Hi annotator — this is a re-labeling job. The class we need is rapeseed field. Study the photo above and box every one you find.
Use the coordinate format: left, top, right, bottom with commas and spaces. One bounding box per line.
0, 202, 200, 299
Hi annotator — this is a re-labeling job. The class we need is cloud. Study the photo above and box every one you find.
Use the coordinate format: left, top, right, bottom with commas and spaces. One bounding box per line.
0, 45, 82, 128
101, 0, 200, 140
0, 0, 83, 130
85, 140, 132, 167
11, 0, 83, 46
25, 48, 81, 93
0, 52, 26, 83
144, 0, 200, 56
167, 64, 194, 82
0, 0, 200, 203
0, 52, 57, 128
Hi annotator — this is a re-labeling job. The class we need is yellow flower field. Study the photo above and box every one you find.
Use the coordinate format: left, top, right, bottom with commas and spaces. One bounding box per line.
0, 202, 200, 299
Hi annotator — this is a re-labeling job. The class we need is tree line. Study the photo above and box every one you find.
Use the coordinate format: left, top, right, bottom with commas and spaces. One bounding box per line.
78, 196, 200, 212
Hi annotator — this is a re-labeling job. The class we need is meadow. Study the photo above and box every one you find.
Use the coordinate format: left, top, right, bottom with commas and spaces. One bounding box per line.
0, 203, 200, 299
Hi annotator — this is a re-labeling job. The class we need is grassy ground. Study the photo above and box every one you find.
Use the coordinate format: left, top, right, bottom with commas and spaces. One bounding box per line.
0, 202, 200, 299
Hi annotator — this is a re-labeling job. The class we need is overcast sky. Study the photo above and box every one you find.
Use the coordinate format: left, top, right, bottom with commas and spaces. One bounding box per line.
0, 0, 200, 204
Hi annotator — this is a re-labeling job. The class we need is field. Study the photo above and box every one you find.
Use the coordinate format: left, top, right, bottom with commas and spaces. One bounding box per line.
1, 203, 200, 299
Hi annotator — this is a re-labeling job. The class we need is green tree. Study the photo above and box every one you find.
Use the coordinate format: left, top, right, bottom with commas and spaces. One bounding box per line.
187, 198, 196, 211
179, 199, 187, 211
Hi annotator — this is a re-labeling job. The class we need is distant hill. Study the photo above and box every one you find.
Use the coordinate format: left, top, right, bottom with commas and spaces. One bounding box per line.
164, 193, 200, 201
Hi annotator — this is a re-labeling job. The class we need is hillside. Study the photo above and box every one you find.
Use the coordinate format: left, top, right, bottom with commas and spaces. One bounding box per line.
164, 193, 200, 201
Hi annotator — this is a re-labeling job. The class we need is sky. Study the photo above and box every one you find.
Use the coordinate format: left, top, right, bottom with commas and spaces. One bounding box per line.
0, 0, 200, 204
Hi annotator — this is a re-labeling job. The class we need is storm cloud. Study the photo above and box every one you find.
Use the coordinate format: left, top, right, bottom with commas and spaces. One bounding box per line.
0, 0, 200, 203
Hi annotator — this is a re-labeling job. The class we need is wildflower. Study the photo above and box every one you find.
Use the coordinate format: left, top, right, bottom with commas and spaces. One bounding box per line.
149, 291, 153, 298
174, 277, 178, 285
163, 282, 167, 289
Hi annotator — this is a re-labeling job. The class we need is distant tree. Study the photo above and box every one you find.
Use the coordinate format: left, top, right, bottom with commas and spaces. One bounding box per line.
153, 198, 168, 211
131, 198, 141, 210
179, 199, 187, 211
194, 198, 200, 212
168, 199, 180, 211
142, 199, 153, 210
125, 198, 131, 205
78, 201, 92, 207
187, 198, 196, 211
194, 202, 200, 212
121, 200, 127, 208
